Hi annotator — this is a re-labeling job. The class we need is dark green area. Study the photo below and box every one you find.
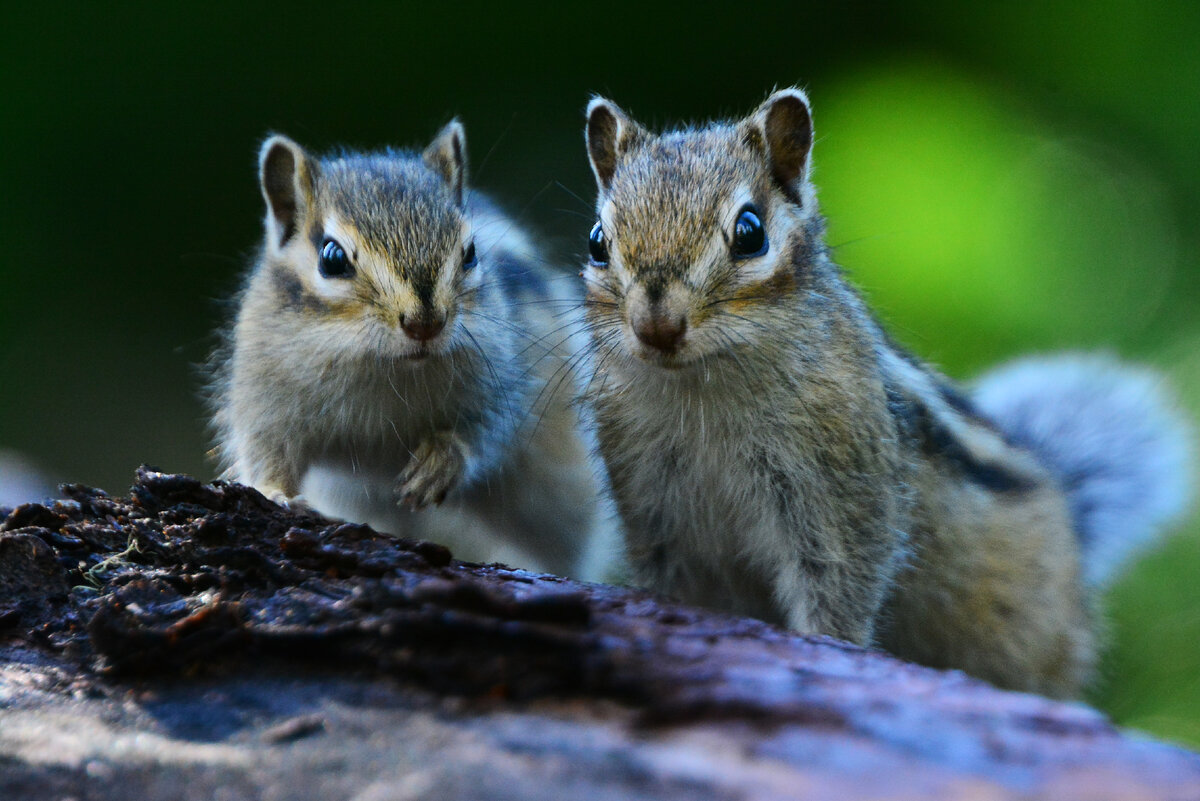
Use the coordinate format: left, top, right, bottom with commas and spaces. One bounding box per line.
1, 2, 1197, 745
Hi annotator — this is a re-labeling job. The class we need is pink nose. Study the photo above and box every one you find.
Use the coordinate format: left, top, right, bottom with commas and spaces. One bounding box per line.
401, 315, 446, 342
633, 313, 687, 352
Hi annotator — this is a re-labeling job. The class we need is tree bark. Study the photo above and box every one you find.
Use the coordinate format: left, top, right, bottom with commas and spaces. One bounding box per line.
1, 467, 1197, 800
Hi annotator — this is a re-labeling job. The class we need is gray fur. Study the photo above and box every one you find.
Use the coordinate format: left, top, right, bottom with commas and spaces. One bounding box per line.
210, 131, 617, 580
974, 354, 1194, 586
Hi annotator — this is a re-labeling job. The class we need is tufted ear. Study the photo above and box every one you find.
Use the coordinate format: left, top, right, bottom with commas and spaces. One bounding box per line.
423, 119, 467, 207
585, 97, 647, 192
745, 88, 814, 204
259, 134, 318, 248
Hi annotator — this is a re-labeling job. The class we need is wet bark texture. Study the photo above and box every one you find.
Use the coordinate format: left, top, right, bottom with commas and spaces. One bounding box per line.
1, 468, 1198, 800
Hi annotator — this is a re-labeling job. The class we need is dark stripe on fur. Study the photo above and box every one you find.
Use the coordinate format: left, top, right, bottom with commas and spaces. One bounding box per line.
907, 393, 1036, 493
270, 263, 328, 314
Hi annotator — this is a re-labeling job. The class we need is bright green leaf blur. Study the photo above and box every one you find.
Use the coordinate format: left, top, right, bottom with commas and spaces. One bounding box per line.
818, 63, 1182, 370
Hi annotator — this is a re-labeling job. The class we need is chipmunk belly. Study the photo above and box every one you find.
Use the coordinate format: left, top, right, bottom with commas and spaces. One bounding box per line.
306, 361, 460, 467
597, 351, 909, 639
601, 380, 800, 624
293, 366, 526, 563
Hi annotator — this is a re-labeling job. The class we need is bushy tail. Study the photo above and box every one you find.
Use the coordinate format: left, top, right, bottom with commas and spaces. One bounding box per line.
973, 354, 1193, 587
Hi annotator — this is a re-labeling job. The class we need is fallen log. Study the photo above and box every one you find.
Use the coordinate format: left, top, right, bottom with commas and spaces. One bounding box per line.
1, 467, 1197, 800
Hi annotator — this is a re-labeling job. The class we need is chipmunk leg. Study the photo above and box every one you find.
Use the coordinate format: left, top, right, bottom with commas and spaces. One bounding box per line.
396, 431, 468, 509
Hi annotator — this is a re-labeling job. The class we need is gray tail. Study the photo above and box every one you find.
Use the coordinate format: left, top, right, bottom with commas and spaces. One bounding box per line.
972, 354, 1193, 587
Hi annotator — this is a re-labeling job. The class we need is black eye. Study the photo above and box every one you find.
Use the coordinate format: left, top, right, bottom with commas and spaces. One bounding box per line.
732, 205, 768, 259
588, 222, 609, 267
462, 241, 478, 272
318, 238, 355, 279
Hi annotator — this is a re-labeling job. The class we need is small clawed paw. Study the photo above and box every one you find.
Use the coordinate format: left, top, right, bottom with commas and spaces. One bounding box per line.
282, 495, 314, 514
265, 489, 312, 514
397, 434, 465, 509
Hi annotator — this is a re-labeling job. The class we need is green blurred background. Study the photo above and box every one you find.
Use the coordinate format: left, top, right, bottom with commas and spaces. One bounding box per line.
2, 2, 1197, 744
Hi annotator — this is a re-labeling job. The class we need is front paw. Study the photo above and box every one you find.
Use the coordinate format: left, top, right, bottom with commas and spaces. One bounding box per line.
280, 494, 315, 515
397, 432, 467, 509
263, 488, 313, 514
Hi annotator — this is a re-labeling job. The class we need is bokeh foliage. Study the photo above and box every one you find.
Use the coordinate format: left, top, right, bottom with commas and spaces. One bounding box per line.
1, 2, 1196, 745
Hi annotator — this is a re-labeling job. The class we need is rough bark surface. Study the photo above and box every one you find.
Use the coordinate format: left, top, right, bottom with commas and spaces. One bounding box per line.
1, 468, 1198, 800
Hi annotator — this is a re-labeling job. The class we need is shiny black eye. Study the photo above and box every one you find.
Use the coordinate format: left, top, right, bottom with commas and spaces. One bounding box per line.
462, 241, 478, 272
732, 205, 768, 259
318, 238, 354, 279
588, 221, 609, 267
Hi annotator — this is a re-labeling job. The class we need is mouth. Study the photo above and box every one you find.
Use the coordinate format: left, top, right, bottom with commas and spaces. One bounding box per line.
395, 336, 447, 362
632, 342, 696, 369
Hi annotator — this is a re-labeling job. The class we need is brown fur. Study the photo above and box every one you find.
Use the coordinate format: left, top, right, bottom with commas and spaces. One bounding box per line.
580, 90, 1097, 696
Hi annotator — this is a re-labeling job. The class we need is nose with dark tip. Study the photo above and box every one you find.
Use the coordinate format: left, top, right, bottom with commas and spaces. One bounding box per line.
633, 312, 687, 353
401, 314, 446, 343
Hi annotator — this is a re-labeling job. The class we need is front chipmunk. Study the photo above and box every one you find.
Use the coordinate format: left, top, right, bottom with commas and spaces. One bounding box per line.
210, 121, 614, 579
579, 88, 1192, 696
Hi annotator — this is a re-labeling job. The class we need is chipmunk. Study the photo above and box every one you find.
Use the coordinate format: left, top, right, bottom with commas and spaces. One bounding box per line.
209, 122, 614, 579
579, 88, 1193, 697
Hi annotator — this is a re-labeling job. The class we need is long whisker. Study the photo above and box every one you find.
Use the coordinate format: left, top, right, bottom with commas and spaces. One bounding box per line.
527, 325, 621, 423
459, 322, 519, 435
554, 181, 593, 210
470, 115, 515, 185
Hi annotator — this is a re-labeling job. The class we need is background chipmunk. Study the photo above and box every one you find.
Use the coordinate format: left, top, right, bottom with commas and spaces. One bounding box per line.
580, 88, 1193, 697
210, 122, 613, 579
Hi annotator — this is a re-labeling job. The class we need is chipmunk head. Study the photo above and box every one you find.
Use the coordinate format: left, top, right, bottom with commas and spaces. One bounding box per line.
583, 89, 822, 368
257, 121, 482, 360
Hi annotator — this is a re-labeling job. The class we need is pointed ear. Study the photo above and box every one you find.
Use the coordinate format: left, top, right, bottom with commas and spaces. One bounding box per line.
423, 119, 467, 207
259, 134, 317, 247
747, 88, 814, 204
585, 97, 646, 192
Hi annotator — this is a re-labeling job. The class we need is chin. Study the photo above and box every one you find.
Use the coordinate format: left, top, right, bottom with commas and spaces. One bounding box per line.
633, 344, 700, 371
390, 338, 450, 363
